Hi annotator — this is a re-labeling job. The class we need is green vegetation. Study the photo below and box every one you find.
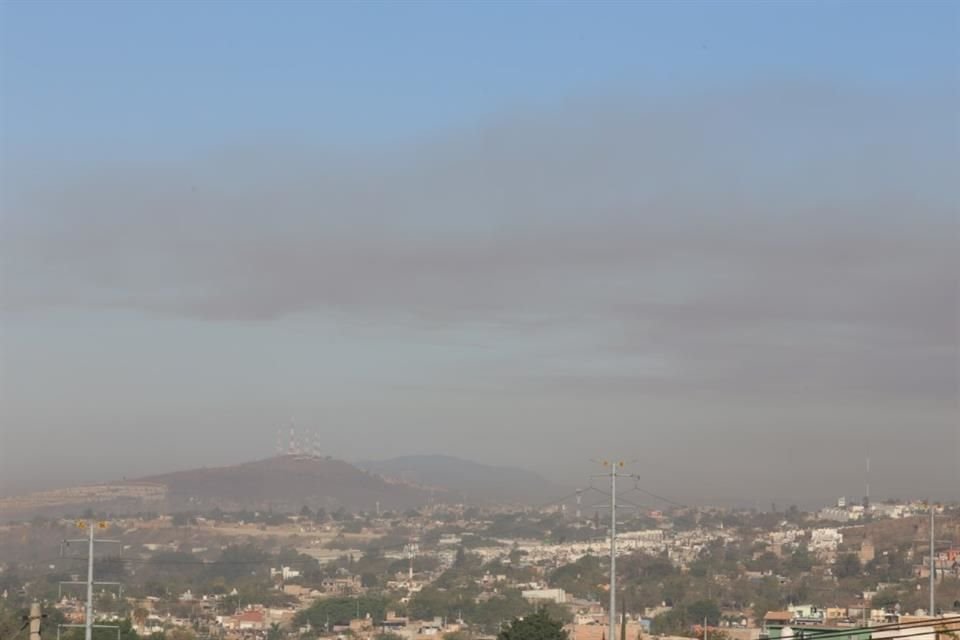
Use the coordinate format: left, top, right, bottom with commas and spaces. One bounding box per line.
295, 596, 389, 628
2, 505, 958, 640
0, 602, 26, 640
550, 555, 607, 599
484, 513, 595, 542
57, 618, 146, 640
650, 600, 720, 635
498, 609, 568, 640
407, 586, 535, 633
834, 553, 862, 579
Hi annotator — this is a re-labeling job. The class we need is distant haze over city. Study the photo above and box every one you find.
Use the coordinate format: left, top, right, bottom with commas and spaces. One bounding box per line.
1, 2, 957, 507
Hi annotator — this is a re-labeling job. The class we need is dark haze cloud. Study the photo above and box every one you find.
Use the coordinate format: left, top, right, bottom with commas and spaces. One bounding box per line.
1, 84, 957, 503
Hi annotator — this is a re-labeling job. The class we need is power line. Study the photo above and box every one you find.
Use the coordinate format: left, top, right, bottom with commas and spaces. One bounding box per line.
767, 615, 960, 640
7, 621, 29, 640
627, 481, 687, 508
529, 486, 612, 511
530, 484, 666, 516
53, 536, 422, 568
775, 620, 960, 640
51, 548, 423, 567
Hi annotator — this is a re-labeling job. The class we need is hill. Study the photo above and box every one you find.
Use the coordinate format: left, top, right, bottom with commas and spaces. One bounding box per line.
0, 455, 447, 519
137, 454, 448, 513
357, 454, 565, 505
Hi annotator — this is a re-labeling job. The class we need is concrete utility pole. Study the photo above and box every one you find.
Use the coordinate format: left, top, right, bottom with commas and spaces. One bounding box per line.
600, 460, 628, 640
610, 462, 617, 640
589, 460, 642, 640
930, 507, 935, 616
85, 523, 95, 640
29, 601, 42, 640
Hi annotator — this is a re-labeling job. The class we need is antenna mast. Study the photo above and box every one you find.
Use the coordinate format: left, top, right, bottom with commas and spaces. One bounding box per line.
598, 460, 628, 640
60, 520, 121, 640
288, 420, 297, 455
864, 455, 870, 510
930, 506, 935, 615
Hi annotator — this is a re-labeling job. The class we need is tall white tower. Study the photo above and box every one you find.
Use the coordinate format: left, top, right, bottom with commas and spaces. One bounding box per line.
288, 422, 298, 455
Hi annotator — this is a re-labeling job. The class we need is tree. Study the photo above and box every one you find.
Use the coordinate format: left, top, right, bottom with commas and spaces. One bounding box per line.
0, 603, 26, 640
171, 512, 196, 526
473, 591, 536, 633
498, 609, 568, 640
619, 552, 675, 581
539, 602, 573, 625
687, 600, 721, 627
660, 576, 689, 606
96, 555, 128, 581
342, 520, 364, 534
785, 505, 804, 525
133, 607, 150, 633
408, 587, 459, 621
267, 622, 285, 640
835, 554, 861, 579
208, 544, 269, 581
751, 595, 781, 626
866, 546, 912, 582
752, 552, 780, 574
97, 591, 118, 612
787, 546, 813, 574
871, 589, 901, 610
295, 596, 388, 628
114, 618, 140, 640
550, 555, 606, 600
651, 609, 688, 636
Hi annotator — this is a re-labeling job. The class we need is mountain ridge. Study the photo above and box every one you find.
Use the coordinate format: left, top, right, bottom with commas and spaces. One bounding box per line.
357, 454, 566, 505
0, 455, 447, 519
0, 454, 567, 521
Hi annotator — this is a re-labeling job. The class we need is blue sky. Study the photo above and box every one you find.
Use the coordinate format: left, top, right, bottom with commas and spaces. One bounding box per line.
4, 1, 956, 154
1, 1, 957, 505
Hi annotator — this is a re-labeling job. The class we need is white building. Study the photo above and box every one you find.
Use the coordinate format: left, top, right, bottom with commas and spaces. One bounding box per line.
522, 588, 567, 604
810, 528, 843, 553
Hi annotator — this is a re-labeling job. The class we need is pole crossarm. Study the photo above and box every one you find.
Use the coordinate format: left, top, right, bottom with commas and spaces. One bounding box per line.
59, 625, 120, 629
58, 623, 121, 640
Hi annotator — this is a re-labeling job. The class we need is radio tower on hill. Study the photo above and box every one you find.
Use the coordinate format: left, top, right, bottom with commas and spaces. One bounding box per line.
275, 421, 317, 458
288, 421, 299, 455
404, 543, 419, 580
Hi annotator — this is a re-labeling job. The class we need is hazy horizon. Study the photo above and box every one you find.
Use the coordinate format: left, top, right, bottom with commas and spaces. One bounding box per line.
0, 447, 952, 512
1, 2, 957, 509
